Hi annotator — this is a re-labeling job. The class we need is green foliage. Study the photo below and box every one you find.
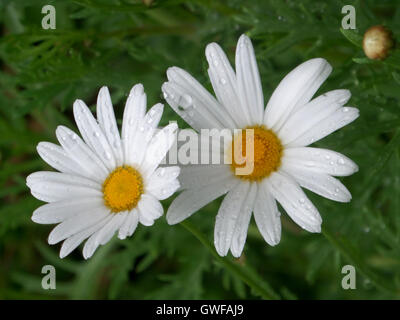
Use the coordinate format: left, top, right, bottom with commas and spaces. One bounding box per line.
1, 0, 400, 299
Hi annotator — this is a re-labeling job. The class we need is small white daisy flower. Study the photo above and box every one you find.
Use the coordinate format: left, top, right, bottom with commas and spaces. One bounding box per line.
27, 84, 180, 259
162, 34, 359, 258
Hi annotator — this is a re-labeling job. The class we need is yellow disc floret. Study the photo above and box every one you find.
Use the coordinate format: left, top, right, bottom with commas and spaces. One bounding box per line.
103, 166, 143, 213
229, 125, 283, 181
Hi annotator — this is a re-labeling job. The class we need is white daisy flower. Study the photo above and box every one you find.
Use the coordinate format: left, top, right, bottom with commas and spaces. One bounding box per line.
27, 84, 180, 259
162, 34, 359, 258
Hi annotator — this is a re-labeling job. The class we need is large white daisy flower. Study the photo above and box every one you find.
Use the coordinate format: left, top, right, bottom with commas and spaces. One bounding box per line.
27, 84, 180, 259
162, 34, 359, 258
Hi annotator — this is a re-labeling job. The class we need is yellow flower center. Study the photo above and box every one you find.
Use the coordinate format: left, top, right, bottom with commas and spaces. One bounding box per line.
229, 125, 283, 181
102, 166, 143, 213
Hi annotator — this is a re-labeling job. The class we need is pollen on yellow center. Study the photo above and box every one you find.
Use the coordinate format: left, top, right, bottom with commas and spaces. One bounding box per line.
102, 166, 143, 213
229, 125, 283, 181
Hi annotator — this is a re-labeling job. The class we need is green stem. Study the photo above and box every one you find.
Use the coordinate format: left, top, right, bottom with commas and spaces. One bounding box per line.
180, 220, 280, 300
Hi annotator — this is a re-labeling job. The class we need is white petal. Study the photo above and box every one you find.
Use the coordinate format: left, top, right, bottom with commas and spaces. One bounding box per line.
36, 142, 83, 176
282, 147, 358, 176
278, 89, 350, 144
147, 166, 180, 186
32, 197, 103, 224
267, 172, 322, 233
235, 34, 264, 124
230, 182, 257, 258
205, 43, 247, 128
124, 103, 164, 168
138, 212, 154, 226
264, 58, 332, 131
127, 210, 139, 236
141, 123, 178, 177
253, 181, 281, 246
96, 86, 124, 166
214, 181, 251, 257
138, 194, 163, 226
59, 216, 110, 259
281, 162, 352, 202
148, 179, 180, 201
167, 175, 238, 225
147, 166, 181, 200
56, 126, 108, 183
99, 212, 127, 245
26, 171, 102, 203
178, 164, 232, 190
163, 69, 236, 130
118, 209, 139, 239
27, 171, 101, 189
82, 213, 125, 259
73, 99, 116, 170
121, 84, 147, 164
166, 67, 237, 128
285, 107, 359, 147
48, 206, 109, 244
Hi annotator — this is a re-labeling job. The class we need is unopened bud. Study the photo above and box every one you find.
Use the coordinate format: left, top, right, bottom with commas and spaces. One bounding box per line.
363, 25, 394, 60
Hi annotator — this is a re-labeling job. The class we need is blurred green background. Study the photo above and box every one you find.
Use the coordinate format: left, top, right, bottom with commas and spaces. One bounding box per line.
1, 0, 400, 299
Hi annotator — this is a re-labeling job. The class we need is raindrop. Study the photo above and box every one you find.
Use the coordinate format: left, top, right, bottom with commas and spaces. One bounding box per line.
180, 94, 193, 109
338, 158, 345, 165
342, 107, 349, 113
219, 78, 227, 85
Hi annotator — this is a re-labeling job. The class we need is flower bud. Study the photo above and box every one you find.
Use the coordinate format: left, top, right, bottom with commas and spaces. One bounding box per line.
363, 25, 394, 60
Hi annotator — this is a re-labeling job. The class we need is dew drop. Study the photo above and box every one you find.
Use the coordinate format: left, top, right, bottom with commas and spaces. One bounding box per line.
180, 94, 193, 109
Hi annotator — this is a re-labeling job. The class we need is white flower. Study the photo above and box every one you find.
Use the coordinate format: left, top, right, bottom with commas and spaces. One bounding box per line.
162, 34, 359, 258
27, 84, 180, 259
